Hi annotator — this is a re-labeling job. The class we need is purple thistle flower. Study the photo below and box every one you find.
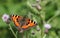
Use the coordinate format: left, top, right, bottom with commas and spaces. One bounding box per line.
44, 24, 51, 29
2, 14, 10, 24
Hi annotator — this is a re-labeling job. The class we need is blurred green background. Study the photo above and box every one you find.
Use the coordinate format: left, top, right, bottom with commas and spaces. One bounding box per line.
0, 0, 60, 38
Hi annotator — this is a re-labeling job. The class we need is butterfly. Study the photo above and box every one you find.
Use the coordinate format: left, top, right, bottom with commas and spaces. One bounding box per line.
10, 15, 37, 32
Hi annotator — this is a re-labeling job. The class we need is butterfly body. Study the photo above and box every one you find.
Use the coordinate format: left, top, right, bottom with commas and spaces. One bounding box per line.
11, 15, 37, 32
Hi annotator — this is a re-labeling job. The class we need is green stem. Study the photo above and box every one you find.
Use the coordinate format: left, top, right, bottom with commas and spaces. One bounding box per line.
22, 32, 25, 38
43, 34, 46, 38
8, 24, 17, 38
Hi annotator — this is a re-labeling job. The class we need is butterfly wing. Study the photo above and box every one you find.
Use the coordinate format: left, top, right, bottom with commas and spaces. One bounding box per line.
21, 18, 37, 30
11, 15, 22, 26
11, 15, 23, 31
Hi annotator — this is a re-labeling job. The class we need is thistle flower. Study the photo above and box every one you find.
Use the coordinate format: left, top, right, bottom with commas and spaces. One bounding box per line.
44, 24, 51, 29
2, 14, 10, 24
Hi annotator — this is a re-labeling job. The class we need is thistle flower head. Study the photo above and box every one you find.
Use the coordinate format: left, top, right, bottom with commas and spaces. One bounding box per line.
2, 14, 9, 22
2, 14, 10, 24
44, 24, 51, 29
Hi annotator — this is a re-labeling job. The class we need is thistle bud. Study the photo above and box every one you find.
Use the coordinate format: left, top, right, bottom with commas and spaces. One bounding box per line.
31, 31, 35, 35
36, 0, 40, 3
44, 29, 48, 34
36, 4, 42, 10
36, 26, 40, 31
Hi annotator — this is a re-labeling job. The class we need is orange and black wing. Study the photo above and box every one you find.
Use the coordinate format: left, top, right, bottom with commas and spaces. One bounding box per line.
11, 15, 23, 31
11, 15, 23, 27
21, 18, 37, 30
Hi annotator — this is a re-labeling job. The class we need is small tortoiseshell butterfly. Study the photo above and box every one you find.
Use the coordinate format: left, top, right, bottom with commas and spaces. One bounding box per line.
11, 15, 37, 32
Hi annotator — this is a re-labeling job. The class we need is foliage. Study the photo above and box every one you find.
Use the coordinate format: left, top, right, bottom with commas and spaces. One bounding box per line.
0, 0, 60, 38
